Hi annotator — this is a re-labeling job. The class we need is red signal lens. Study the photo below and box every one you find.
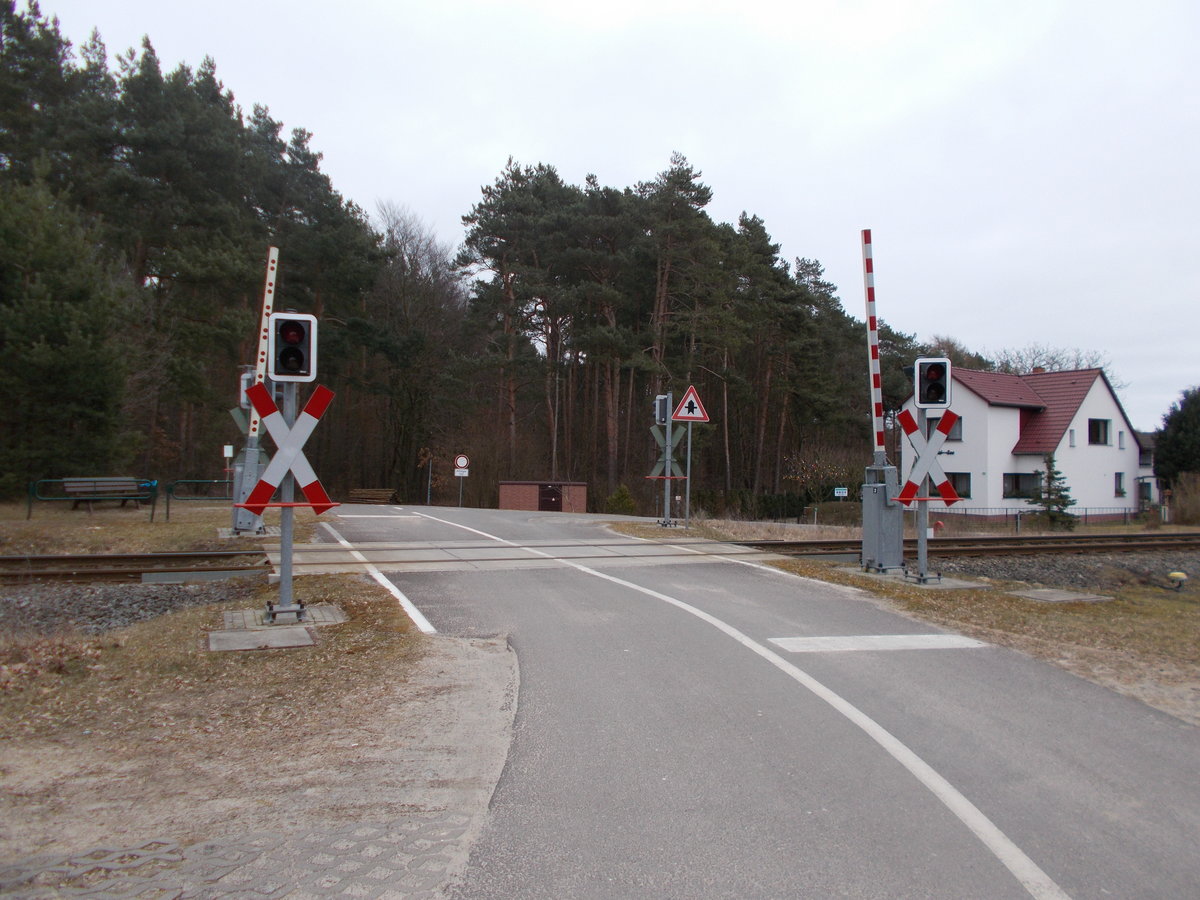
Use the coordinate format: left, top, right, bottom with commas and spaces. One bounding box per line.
280, 321, 305, 345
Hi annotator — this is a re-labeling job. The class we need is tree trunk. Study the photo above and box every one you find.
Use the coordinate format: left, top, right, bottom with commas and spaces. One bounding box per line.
753, 355, 774, 495
605, 359, 620, 495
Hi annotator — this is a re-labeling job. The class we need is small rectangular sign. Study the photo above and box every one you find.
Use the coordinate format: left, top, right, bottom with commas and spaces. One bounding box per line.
834, 487, 849, 498
455, 468, 469, 477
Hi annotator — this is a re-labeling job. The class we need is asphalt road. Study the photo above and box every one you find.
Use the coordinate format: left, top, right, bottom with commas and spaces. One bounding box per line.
322, 506, 1200, 899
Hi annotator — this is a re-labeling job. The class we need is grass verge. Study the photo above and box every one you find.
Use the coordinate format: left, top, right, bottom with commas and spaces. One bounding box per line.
1, 574, 420, 740
0, 501, 319, 555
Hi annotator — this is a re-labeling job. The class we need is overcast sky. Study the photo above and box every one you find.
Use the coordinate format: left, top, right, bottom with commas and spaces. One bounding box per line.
41, 0, 1197, 430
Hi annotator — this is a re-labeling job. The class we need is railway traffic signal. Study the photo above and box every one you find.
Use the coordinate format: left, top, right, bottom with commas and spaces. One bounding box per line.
914, 357, 952, 409
268, 313, 317, 382
653, 394, 669, 425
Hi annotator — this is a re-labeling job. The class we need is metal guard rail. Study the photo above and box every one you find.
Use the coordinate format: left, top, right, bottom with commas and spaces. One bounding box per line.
165, 479, 234, 521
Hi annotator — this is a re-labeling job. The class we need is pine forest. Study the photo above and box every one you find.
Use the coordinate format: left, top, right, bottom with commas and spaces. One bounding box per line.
1, 4, 980, 516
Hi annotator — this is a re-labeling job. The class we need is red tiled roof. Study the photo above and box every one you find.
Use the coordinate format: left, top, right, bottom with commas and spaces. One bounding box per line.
1012, 370, 1103, 454
954, 369, 1046, 408
951, 367, 1107, 456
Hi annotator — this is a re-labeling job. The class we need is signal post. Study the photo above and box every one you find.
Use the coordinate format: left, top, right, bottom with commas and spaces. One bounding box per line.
233, 249, 338, 622
903, 356, 960, 583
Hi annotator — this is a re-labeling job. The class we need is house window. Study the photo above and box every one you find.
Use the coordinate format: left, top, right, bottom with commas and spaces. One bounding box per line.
1003, 473, 1040, 499
1139, 448, 1153, 467
1118, 431, 1125, 450
1088, 418, 1111, 445
926, 416, 963, 440
1138, 481, 1152, 502
946, 472, 971, 498
1069, 429, 1076, 448
1114, 472, 1125, 497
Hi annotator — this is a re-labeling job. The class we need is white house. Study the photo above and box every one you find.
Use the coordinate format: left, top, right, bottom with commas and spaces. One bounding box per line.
899, 368, 1157, 514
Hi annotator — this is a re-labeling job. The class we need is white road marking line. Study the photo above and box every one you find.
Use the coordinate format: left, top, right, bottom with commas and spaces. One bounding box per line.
410, 511, 1070, 900
320, 522, 437, 634
337, 514, 421, 518
771, 634, 988, 653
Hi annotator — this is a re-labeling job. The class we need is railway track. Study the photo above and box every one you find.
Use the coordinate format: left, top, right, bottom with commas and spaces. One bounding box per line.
0, 550, 269, 584
737, 532, 1200, 558
4, 532, 1198, 583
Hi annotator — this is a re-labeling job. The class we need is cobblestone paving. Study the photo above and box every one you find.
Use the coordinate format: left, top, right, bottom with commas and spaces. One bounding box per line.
0, 810, 473, 898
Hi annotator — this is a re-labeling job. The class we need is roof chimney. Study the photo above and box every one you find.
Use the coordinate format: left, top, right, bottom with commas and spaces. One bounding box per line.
1031, 366, 1047, 374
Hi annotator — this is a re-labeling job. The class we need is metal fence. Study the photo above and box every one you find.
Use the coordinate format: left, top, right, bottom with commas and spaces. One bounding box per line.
930, 506, 1152, 531
165, 479, 233, 521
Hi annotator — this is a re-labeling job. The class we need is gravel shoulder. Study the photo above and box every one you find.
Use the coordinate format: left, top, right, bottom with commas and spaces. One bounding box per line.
0, 576, 517, 894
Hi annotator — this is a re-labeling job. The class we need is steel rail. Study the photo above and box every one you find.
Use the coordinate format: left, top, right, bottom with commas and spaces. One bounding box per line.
1, 550, 269, 584
738, 532, 1200, 558
5, 533, 1199, 583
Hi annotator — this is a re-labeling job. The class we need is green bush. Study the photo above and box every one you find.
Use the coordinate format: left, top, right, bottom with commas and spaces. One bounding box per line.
605, 484, 637, 516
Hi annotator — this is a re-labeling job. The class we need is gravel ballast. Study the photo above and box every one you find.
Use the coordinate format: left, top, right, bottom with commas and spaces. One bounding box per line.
0, 580, 251, 636
927, 550, 1200, 591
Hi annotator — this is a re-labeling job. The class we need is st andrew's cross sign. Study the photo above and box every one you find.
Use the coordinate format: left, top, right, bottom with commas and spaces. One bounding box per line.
895, 408, 961, 506
242, 382, 337, 515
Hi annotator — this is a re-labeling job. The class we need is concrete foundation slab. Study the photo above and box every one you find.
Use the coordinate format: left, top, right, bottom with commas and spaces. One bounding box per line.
1012, 588, 1113, 603
208, 626, 313, 651
222, 602, 348, 630
839, 566, 988, 590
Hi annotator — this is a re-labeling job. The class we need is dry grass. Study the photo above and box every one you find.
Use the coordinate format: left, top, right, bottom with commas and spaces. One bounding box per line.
619, 518, 860, 543
0, 575, 419, 742
0, 501, 441, 860
0, 571, 432, 859
0, 501, 319, 555
0, 502, 383, 731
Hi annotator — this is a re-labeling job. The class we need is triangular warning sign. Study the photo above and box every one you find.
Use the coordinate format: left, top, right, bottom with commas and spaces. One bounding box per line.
672, 385, 710, 422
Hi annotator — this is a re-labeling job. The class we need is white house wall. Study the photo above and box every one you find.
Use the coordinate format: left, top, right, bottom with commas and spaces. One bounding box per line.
899, 388, 993, 504
900, 377, 1143, 513
1049, 379, 1142, 510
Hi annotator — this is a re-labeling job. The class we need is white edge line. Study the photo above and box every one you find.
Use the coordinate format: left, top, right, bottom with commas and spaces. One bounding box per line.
320, 522, 437, 634
412, 511, 1070, 900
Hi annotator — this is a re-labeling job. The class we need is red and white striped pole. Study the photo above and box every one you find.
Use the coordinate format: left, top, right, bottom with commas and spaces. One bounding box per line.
249, 247, 279, 441
861, 229, 887, 465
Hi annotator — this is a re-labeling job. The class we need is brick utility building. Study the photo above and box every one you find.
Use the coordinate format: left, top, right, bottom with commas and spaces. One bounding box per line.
498, 481, 588, 513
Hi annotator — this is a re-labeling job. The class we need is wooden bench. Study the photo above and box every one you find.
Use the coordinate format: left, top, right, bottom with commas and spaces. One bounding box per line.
28, 478, 159, 520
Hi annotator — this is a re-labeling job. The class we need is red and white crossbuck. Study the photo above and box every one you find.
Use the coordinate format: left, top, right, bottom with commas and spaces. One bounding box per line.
242, 382, 336, 515
896, 408, 962, 506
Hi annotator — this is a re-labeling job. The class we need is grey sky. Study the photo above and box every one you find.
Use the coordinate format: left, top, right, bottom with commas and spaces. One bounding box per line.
42, 0, 1198, 430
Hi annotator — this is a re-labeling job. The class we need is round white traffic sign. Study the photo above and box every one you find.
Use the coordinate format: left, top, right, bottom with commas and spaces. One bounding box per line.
454, 454, 470, 469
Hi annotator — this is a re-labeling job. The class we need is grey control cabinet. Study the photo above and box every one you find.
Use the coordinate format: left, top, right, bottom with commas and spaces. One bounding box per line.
861, 464, 904, 572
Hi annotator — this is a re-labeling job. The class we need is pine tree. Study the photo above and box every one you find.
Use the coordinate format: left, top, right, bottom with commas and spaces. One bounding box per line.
1154, 387, 1200, 488
0, 177, 132, 494
1027, 453, 1077, 530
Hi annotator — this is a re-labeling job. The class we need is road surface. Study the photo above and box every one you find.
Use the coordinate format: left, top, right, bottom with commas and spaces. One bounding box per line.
321, 506, 1200, 899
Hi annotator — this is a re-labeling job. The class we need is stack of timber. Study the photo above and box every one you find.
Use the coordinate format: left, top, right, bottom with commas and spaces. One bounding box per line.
346, 488, 397, 505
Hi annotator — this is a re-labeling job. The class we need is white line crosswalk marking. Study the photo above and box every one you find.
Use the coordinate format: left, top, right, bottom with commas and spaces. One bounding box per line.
771, 634, 988, 653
